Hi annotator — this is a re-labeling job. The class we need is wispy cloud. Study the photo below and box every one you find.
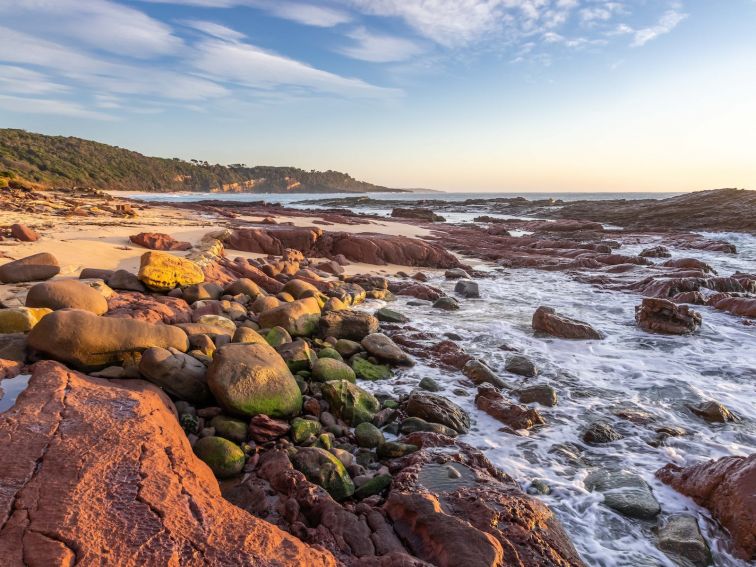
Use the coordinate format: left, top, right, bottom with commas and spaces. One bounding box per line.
338, 27, 426, 62
631, 9, 687, 47
0, 94, 115, 120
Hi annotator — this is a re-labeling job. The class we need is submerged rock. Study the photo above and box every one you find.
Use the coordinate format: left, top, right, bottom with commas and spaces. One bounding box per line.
585, 469, 661, 520
475, 384, 545, 430
636, 298, 702, 335
582, 421, 623, 444
505, 354, 538, 377
532, 306, 602, 340
689, 400, 740, 423
656, 514, 712, 567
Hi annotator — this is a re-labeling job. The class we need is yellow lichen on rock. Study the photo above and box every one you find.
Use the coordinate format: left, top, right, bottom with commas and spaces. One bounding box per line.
0, 307, 53, 333
138, 251, 204, 291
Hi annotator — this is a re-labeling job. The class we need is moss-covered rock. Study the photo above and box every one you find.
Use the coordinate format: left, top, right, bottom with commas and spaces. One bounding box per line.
317, 347, 343, 361
266, 326, 292, 347
375, 307, 408, 323
322, 380, 380, 426
352, 357, 391, 381
193, 436, 245, 478
354, 422, 384, 448
277, 339, 316, 372
259, 297, 321, 337
207, 343, 302, 418
312, 358, 356, 383
377, 441, 418, 459
335, 339, 362, 358
291, 447, 354, 501
210, 415, 248, 443
290, 417, 322, 444
354, 474, 392, 499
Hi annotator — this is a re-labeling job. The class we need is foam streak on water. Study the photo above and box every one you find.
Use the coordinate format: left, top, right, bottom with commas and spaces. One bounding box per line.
360, 235, 755, 567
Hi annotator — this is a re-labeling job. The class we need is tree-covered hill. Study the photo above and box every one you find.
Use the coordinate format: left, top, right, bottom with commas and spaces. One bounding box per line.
0, 129, 401, 194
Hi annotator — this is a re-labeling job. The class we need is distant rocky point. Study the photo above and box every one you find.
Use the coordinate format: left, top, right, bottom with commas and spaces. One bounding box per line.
0, 129, 405, 194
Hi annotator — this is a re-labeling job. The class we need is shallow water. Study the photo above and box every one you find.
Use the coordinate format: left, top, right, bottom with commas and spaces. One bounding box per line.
0, 373, 31, 413
358, 235, 755, 567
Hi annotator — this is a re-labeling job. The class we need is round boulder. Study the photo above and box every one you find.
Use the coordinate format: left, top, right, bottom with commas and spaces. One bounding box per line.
26, 279, 109, 315
139, 346, 209, 404
193, 436, 245, 478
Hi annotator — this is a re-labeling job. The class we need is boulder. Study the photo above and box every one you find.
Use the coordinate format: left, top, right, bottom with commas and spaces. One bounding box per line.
516, 384, 558, 407
352, 357, 391, 381
406, 390, 470, 434
0, 252, 60, 283
505, 354, 538, 377
0, 307, 51, 334
475, 384, 545, 430
10, 223, 38, 242
319, 311, 380, 341
232, 326, 266, 345
224, 278, 263, 299
129, 232, 192, 251
138, 251, 204, 291
532, 306, 602, 340
290, 417, 321, 444
0, 361, 335, 566
206, 343, 302, 418
689, 400, 740, 423
276, 339, 316, 372
138, 346, 209, 404
321, 380, 380, 426
106, 269, 146, 292
461, 359, 509, 389
635, 298, 702, 335
282, 279, 319, 299
432, 297, 460, 311
26, 279, 109, 315
210, 415, 248, 443
193, 436, 245, 478
258, 297, 321, 337
656, 514, 712, 567
28, 309, 189, 369
582, 421, 623, 444
312, 357, 356, 383
444, 268, 470, 279
182, 282, 224, 304
290, 447, 355, 501
106, 292, 192, 325
585, 469, 661, 520
657, 454, 755, 560
375, 307, 409, 323
355, 422, 384, 448
639, 245, 671, 258
361, 333, 413, 366
454, 279, 480, 298
248, 414, 291, 443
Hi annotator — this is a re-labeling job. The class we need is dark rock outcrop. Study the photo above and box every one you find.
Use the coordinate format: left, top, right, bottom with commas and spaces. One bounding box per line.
635, 298, 702, 335
532, 306, 602, 340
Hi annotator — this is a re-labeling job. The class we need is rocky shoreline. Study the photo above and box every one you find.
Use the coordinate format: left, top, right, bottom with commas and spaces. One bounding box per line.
0, 187, 754, 565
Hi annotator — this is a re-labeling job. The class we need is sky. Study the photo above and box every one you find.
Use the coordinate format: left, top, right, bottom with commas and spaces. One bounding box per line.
0, 0, 755, 192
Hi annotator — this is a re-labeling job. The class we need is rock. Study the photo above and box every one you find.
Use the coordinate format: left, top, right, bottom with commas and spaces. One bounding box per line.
361, 333, 413, 366
248, 414, 291, 443
406, 390, 470, 434
432, 297, 460, 311
106, 291, 192, 325
475, 384, 546, 430
281, 279, 319, 299
635, 298, 702, 335
323, 297, 349, 312
377, 441, 418, 459
516, 384, 558, 407
265, 326, 292, 347
532, 306, 602, 340
657, 454, 754, 560
335, 338, 363, 358
312, 357, 356, 383
319, 310, 380, 341
351, 356, 391, 381
26, 279, 109, 315
290, 417, 322, 444
454, 279, 480, 298
321, 380, 380, 426
182, 282, 224, 303
106, 269, 146, 292
400, 417, 458, 437
0, 307, 51, 333
258, 297, 321, 337
418, 377, 441, 392
656, 514, 712, 567
461, 359, 509, 389
138, 251, 204, 291
28, 309, 189, 369
232, 326, 266, 345
0, 358, 22, 379
0, 361, 335, 566
391, 207, 445, 222
355, 422, 384, 448
375, 307, 409, 323
353, 474, 392, 499
317, 347, 342, 360
277, 339, 315, 372
315, 260, 344, 275
585, 469, 661, 520
689, 400, 740, 423
207, 343, 302, 418
10, 223, 38, 241
582, 421, 623, 444
386, 432, 586, 567
130, 232, 192, 251
0, 252, 60, 283
193, 436, 245, 478
210, 415, 248, 443
290, 447, 355, 501
0, 333, 27, 362
444, 268, 470, 279
639, 245, 672, 258
80, 268, 114, 280
138, 346, 209, 404
224, 278, 263, 299
505, 354, 538, 377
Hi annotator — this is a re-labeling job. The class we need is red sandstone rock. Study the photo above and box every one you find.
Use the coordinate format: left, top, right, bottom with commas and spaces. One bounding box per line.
130, 232, 192, 251
532, 306, 602, 340
10, 223, 38, 242
0, 359, 22, 379
635, 297, 702, 335
657, 454, 755, 560
107, 291, 192, 324
707, 294, 756, 318
389, 281, 444, 302
474, 384, 545, 430
0, 361, 335, 566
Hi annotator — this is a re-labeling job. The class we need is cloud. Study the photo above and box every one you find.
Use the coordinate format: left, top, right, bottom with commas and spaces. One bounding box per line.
192, 37, 402, 97
0, 0, 183, 58
0, 66, 69, 95
182, 20, 247, 41
0, 94, 115, 120
631, 9, 687, 47
338, 27, 426, 62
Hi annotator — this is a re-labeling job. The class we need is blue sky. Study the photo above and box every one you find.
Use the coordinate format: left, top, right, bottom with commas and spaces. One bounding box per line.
1, 0, 755, 192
